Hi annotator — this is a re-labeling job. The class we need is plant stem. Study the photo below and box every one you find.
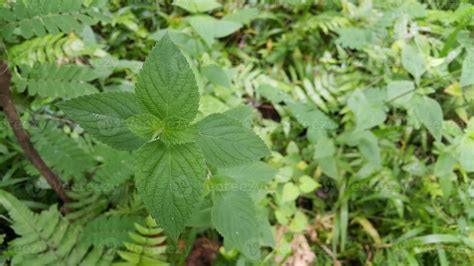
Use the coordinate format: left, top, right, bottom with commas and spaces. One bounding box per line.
0, 61, 70, 204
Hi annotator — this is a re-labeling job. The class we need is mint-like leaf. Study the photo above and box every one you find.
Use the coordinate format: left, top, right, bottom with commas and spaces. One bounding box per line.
135, 141, 206, 241
58, 92, 145, 150
135, 33, 199, 123
196, 113, 270, 168
125, 113, 163, 140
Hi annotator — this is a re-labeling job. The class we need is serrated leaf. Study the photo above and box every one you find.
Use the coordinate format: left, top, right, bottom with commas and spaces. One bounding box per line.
135, 33, 199, 123
211, 190, 261, 260
160, 119, 197, 144
195, 113, 270, 168
222, 105, 254, 128
135, 141, 206, 241
412, 96, 443, 141
58, 92, 145, 151
126, 113, 163, 140
402, 44, 426, 83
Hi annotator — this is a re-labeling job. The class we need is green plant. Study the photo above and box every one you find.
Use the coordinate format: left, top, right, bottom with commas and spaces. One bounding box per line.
0, 190, 114, 265
59, 33, 272, 259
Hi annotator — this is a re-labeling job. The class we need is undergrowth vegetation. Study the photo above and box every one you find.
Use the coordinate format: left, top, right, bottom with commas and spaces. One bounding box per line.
0, 0, 473, 265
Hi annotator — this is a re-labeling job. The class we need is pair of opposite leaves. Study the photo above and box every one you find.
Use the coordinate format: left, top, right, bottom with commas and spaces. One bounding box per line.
59, 34, 270, 241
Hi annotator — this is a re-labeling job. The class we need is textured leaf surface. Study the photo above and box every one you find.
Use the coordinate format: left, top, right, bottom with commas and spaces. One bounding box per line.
135, 141, 206, 240
211, 190, 260, 260
126, 113, 163, 140
196, 113, 270, 168
58, 92, 145, 151
135, 34, 199, 123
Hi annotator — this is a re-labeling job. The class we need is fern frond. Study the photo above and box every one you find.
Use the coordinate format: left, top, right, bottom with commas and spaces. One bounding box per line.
64, 188, 109, 224
0, 190, 114, 265
0, 0, 106, 39
114, 216, 169, 266
29, 123, 95, 181
7, 33, 102, 66
296, 12, 350, 34
81, 215, 142, 248
13, 62, 98, 98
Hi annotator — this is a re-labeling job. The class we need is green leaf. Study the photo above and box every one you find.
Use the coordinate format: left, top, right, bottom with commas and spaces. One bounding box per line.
135, 33, 199, 123
211, 190, 261, 260
126, 114, 196, 144
298, 175, 320, 193
58, 92, 145, 151
357, 131, 381, 166
174, 0, 221, 13
348, 89, 387, 131
258, 84, 291, 104
218, 161, 276, 185
223, 8, 259, 24
412, 96, 443, 141
281, 183, 299, 203
202, 64, 231, 88
159, 119, 197, 144
459, 136, 474, 172
13, 63, 98, 98
222, 105, 254, 128
195, 113, 270, 168
335, 27, 374, 50
188, 15, 242, 46
402, 44, 426, 83
460, 51, 474, 87
287, 102, 337, 131
135, 141, 207, 241
125, 113, 163, 140
386, 80, 415, 106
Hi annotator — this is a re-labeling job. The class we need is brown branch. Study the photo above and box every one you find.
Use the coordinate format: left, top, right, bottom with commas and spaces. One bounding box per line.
0, 61, 70, 203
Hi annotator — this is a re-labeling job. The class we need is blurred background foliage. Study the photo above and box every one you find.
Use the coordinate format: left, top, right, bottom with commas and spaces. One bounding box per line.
1, 0, 474, 265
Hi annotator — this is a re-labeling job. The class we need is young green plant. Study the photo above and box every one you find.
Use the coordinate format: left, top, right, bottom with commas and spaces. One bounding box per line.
59, 33, 271, 258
